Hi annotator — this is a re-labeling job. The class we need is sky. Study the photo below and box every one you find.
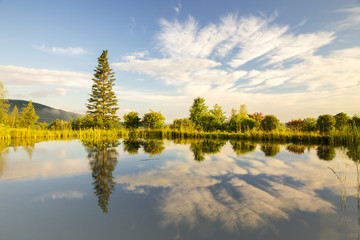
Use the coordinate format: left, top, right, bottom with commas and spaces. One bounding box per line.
0, 0, 359, 123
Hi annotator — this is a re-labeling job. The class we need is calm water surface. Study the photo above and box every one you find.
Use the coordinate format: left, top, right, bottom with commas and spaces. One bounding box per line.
1, 139, 360, 240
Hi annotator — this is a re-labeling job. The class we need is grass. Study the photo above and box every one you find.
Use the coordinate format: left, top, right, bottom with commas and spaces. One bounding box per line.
0, 126, 359, 147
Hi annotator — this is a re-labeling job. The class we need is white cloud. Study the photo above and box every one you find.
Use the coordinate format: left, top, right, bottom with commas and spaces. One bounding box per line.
0, 65, 92, 88
113, 12, 360, 121
35, 44, 86, 55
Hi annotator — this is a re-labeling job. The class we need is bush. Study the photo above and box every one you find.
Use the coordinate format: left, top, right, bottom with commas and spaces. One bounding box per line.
261, 115, 280, 132
317, 114, 335, 134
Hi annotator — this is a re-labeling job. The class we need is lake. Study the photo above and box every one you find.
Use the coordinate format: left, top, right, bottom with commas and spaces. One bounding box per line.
1, 138, 360, 240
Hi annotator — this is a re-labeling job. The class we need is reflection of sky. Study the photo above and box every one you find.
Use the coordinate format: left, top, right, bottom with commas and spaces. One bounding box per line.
1, 140, 359, 238
115, 143, 359, 231
0, 140, 90, 181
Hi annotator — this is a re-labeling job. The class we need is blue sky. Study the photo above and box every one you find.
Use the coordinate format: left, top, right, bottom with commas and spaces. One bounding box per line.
0, 0, 359, 122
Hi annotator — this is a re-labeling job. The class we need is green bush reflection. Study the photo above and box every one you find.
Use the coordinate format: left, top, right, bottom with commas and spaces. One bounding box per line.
316, 146, 336, 161
189, 139, 227, 162
122, 138, 165, 156
261, 144, 280, 157
286, 144, 306, 155
230, 140, 256, 155
346, 144, 360, 163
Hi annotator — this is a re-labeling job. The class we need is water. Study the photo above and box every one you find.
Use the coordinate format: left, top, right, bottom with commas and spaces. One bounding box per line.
0, 139, 360, 240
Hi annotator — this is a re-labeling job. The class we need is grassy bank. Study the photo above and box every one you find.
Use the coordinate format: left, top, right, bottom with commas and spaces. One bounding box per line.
0, 126, 359, 146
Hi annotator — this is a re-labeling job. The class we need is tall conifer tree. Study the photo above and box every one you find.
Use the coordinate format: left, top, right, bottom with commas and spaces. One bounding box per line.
87, 50, 119, 128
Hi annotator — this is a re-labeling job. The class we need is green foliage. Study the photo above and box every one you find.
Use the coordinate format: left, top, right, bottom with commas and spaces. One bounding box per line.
87, 50, 119, 128
49, 119, 71, 130
228, 109, 242, 132
189, 139, 227, 162
317, 114, 336, 134
334, 112, 350, 131
248, 112, 265, 129
261, 115, 280, 132
286, 144, 306, 154
303, 117, 317, 132
261, 144, 280, 157
8, 105, 20, 128
286, 119, 305, 131
241, 118, 256, 132
230, 140, 256, 155
123, 111, 141, 129
352, 115, 360, 127
228, 105, 248, 132
141, 139, 165, 156
171, 118, 196, 131
189, 97, 208, 127
122, 138, 142, 155
142, 110, 165, 129
316, 146, 336, 161
0, 81, 9, 124
202, 104, 226, 131
20, 100, 39, 128
346, 144, 360, 162
82, 139, 119, 213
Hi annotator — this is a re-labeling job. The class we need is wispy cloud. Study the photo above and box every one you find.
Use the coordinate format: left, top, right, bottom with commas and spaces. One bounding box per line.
173, 2, 182, 15
34, 44, 86, 55
0, 65, 91, 88
113, 13, 360, 120
335, 7, 360, 31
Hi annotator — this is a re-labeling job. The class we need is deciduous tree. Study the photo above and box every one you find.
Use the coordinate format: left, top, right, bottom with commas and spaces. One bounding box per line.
334, 112, 350, 131
261, 115, 280, 132
20, 100, 39, 128
123, 111, 141, 129
189, 97, 208, 128
142, 110, 165, 129
317, 114, 335, 134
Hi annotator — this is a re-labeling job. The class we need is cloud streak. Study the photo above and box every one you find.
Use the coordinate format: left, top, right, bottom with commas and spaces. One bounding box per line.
35, 44, 86, 55
113, 13, 359, 120
0, 65, 92, 88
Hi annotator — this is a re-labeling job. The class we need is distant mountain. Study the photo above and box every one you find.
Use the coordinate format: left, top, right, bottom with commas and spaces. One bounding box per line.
8, 99, 82, 124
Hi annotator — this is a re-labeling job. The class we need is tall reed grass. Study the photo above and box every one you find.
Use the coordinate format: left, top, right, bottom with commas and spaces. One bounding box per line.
0, 125, 359, 147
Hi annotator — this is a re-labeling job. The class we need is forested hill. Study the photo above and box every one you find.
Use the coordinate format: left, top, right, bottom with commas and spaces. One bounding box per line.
8, 99, 82, 124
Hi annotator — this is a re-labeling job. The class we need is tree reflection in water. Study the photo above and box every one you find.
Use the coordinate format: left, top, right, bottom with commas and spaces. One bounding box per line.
82, 139, 120, 213
122, 138, 142, 155
317, 145, 336, 161
286, 144, 306, 155
0, 145, 9, 177
122, 138, 165, 157
261, 144, 280, 157
230, 140, 256, 156
346, 144, 360, 226
189, 139, 227, 162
